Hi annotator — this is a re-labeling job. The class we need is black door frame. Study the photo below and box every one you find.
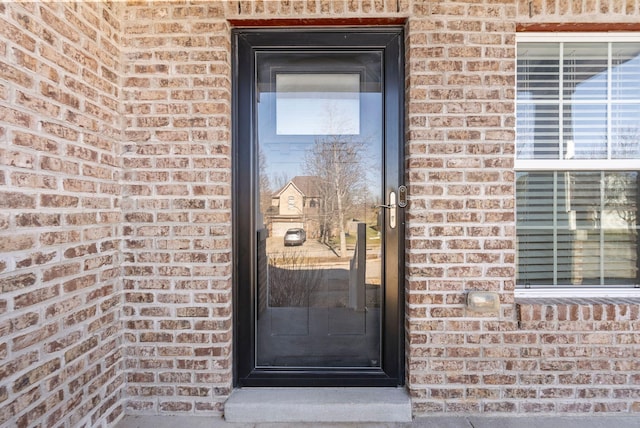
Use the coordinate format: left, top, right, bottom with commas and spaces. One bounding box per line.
232, 28, 405, 387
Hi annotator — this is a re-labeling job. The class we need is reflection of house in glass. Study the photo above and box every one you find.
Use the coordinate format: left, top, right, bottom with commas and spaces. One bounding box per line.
267, 176, 322, 238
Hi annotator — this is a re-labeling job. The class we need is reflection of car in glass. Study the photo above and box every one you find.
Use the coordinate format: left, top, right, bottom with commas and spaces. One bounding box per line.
284, 228, 306, 246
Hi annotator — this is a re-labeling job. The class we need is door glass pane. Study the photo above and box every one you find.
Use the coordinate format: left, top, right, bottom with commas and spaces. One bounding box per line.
255, 52, 383, 368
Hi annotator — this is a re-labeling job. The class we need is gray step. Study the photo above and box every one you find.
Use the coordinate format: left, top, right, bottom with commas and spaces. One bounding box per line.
224, 387, 412, 423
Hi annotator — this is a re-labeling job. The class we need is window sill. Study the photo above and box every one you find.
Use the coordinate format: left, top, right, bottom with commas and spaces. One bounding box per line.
515, 288, 640, 305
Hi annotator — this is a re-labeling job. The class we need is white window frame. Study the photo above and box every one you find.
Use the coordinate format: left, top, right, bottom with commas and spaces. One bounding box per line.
515, 33, 640, 299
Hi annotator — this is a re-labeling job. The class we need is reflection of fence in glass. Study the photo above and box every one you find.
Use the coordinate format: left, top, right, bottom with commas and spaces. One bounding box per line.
348, 223, 366, 311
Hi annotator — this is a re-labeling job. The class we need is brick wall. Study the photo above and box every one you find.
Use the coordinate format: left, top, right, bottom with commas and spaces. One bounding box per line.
0, 2, 124, 427
1, 1, 640, 426
405, 0, 519, 413
406, 0, 640, 415
120, 1, 233, 416
520, 0, 640, 22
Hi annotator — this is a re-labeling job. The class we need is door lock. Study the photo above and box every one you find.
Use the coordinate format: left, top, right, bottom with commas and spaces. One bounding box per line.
398, 185, 407, 208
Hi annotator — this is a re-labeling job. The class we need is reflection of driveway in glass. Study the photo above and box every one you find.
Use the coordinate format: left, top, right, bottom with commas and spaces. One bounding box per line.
267, 236, 345, 259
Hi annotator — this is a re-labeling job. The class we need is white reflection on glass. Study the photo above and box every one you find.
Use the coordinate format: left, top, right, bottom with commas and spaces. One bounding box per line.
276, 73, 360, 135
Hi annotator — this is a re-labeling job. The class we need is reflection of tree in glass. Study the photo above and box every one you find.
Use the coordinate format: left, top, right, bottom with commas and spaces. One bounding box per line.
259, 149, 272, 217
304, 136, 366, 257
613, 126, 640, 159
604, 172, 638, 228
271, 171, 291, 193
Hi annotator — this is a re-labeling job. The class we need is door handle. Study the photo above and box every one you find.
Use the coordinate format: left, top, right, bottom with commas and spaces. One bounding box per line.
376, 187, 406, 229
388, 191, 397, 229
376, 192, 397, 229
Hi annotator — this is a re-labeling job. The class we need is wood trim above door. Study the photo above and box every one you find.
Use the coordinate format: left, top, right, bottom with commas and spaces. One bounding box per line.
228, 17, 407, 27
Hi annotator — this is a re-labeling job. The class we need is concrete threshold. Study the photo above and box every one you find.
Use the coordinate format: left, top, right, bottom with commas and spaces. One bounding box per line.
115, 414, 640, 428
223, 387, 413, 423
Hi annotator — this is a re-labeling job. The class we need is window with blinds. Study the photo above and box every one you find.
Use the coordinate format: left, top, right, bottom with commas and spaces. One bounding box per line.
516, 35, 640, 288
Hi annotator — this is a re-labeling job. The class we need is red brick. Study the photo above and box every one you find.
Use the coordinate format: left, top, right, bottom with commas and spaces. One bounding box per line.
13, 358, 61, 393
0, 192, 36, 209
12, 323, 59, 351
40, 194, 79, 208
14, 285, 60, 310
0, 18, 36, 52
0, 273, 36, 292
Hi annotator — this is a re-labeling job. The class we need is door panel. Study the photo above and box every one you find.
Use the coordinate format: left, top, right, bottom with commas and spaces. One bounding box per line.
233, 29, 404, 387
256, 51, 382, 369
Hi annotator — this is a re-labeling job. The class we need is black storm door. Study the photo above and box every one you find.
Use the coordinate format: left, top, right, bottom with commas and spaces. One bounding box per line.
233, 28, 404, 387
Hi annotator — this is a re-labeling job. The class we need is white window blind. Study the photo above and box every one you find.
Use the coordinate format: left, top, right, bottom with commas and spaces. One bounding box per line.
517, 171, 638, 287
516, 35, 640, 288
